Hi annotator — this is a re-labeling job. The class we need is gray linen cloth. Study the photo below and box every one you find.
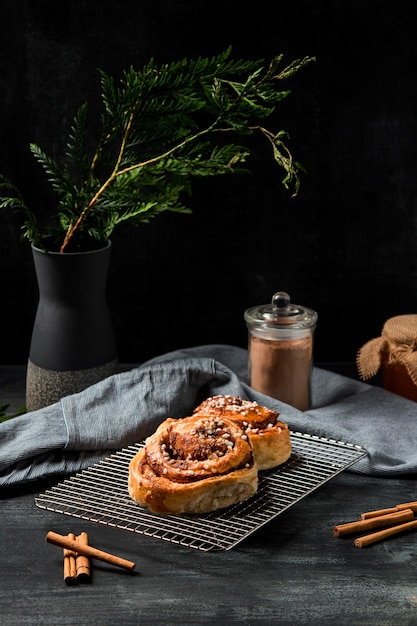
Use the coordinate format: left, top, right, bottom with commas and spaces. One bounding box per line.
1, 344, 417, 487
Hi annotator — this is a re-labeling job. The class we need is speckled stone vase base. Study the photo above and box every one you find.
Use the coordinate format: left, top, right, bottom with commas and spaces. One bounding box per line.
26, 358, 119, 412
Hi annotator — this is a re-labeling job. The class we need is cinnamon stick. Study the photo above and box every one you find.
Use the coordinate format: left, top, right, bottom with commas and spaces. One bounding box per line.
332, 508, 414, 537
396, 501, 417, 512
361, 501, 417, 519
76, 532, 91, 583
46, 531, 136, 571
360, 506, 399, 519
354, 520, 417, 548
63, 533, 77, 585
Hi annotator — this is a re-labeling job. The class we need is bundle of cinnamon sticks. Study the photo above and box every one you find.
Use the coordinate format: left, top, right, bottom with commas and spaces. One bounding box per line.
46, 530, 136, 585
333, 500, 417, 547
61, 532, 91, 585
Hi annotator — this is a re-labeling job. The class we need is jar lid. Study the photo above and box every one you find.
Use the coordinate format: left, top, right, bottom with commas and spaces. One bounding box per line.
244, 291, 317, 338
382, 314, 417, 343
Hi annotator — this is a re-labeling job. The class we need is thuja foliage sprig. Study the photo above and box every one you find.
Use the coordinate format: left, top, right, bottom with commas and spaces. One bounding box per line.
0, 47, 315, 252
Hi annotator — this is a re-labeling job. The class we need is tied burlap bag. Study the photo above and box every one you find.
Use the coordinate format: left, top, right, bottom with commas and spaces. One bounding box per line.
357, 314, 417, 401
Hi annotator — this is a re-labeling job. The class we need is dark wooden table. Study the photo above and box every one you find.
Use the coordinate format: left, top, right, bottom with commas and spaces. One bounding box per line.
1, 365, 416, 626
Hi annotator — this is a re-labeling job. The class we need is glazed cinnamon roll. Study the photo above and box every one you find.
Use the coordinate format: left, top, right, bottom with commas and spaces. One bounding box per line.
193, 395, 291, 470
128, 414, 258, 514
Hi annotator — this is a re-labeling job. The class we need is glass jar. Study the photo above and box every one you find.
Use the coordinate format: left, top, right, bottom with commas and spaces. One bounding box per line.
244, 291, 318, 411
357, 314, 417, 402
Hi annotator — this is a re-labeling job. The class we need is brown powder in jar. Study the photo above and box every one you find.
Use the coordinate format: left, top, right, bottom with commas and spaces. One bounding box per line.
248, 335, 313, 411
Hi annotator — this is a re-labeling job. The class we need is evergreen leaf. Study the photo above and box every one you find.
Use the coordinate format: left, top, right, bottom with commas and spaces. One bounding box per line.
65, 102, 90, 180
30, 144, 74, 197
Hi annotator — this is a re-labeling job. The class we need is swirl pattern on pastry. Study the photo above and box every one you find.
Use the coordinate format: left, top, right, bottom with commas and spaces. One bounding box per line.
128, 414, 258, 514
193, 395, 292, 470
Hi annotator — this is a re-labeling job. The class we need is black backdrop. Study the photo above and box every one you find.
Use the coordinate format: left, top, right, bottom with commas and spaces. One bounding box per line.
1, 0, 417, 366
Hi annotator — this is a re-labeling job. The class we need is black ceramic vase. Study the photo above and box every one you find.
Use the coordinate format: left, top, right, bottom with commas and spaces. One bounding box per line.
26, 241, 118, 411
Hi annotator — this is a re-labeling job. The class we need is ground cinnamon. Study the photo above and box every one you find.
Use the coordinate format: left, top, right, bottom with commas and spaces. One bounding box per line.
248, 335, 313, 411
244, 291, 317, 411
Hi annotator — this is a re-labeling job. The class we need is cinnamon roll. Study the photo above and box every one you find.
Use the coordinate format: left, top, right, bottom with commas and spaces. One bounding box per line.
193, 395, 291, 470
128, 414, 258, 514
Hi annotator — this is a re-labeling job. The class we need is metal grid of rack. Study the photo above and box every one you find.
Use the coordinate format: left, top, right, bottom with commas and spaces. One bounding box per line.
35, 431, 367, 551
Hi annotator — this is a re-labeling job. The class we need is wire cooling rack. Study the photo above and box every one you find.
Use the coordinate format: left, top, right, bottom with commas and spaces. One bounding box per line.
35, 432, 367, 551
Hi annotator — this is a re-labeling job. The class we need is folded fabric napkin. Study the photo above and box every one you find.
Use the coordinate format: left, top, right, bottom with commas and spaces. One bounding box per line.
1, 344, 417, 487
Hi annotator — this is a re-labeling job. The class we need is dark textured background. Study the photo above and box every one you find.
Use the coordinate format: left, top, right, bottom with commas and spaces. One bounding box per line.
1, 0, 416, 365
